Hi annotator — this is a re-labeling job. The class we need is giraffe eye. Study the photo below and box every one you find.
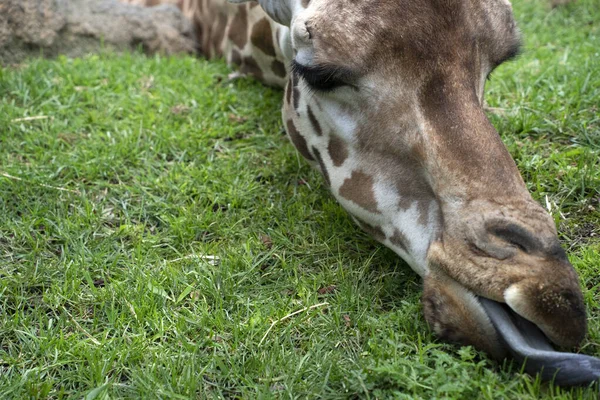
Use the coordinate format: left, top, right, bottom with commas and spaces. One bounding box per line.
291, 60, 350, 91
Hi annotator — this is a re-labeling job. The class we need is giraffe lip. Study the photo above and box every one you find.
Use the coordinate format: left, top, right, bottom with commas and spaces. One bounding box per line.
479, 297, 600, 386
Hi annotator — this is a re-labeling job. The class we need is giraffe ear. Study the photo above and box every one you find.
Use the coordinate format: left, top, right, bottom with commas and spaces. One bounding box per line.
227, 0, 295, 26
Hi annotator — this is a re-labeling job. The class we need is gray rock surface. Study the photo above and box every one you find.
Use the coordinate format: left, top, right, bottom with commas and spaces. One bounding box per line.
0, 0, 196, 65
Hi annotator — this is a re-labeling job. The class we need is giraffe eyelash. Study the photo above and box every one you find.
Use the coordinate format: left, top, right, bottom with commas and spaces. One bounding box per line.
291, 60, 353, 92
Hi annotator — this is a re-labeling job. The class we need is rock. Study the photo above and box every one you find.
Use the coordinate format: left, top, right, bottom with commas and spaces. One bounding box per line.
0, 0, 196, 65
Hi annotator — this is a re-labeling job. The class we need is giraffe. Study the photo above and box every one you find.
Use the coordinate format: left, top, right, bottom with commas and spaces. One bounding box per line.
124, 0, 290, 86
121, 0, 600, 385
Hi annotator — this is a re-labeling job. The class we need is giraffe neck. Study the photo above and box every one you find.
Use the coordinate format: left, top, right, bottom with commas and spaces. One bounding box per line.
188, 0, 292, 87
123, 0, 291, 86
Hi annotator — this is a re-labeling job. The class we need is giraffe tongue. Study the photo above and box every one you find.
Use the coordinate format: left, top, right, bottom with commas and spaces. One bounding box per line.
479, 297, 600, 386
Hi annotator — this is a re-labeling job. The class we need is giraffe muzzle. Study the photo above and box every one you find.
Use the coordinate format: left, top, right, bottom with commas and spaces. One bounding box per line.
426, 212, 598, 385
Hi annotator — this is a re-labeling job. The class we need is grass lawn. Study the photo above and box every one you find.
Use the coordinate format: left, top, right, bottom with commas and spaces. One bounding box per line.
0, 0, 598, 398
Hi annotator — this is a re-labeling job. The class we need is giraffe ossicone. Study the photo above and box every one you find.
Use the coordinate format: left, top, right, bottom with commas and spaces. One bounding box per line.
123, 0, 599, 385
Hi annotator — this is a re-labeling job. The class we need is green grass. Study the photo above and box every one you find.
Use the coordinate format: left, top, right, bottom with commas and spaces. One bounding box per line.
0, 0, 598, 398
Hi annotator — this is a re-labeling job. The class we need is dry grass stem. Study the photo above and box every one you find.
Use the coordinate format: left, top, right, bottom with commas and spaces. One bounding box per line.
259, 302, 329, 346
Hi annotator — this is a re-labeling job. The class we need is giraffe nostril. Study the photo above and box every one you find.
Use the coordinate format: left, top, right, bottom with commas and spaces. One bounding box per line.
292, 19, 312, 45
486, 220, 541, 254
305, 22, 313, 39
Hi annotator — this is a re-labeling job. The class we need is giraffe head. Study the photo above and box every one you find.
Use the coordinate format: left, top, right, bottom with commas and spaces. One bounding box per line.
236, 0, 587, 360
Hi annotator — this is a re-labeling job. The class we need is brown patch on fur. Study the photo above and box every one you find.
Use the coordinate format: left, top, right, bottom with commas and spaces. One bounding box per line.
228, 6, 248, 48
312, 146, 330, 186
211, 13, 228, 55
390, 229, 409, 252
301, 0, 311, 8
292, 72, 300, 110
417, 201, 430, 226
339, 171, 380, 213
285, 78, 292, 105
293, 88, 300, 109
327, 134, 348, 167
194, 18, 204, 53
397, 195, 430, 227
251, 18, 276, 57
272, 60, 287, 78
204, 29, 214, 57
354, 217, 385, 242
231, 48, 242, 66
286, 120, 314, 161
307, 106, 323, 136
241, 56, 263, 80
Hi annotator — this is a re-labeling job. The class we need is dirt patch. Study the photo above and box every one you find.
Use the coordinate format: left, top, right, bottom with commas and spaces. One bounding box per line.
0, 0, 196, 65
